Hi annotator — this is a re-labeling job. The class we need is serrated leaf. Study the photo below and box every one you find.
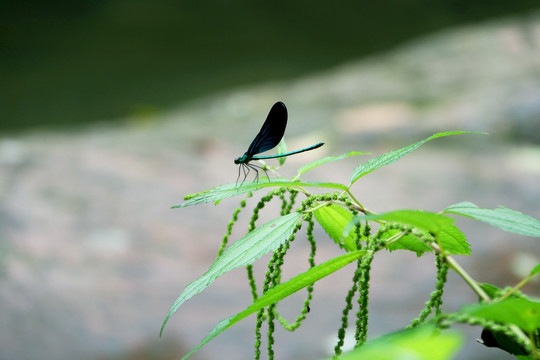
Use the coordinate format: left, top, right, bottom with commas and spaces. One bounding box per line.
444, 202, 540, 237
351, 210, 455, 235
438, 223, 470, 255
173, 182, 263, 208
479, 283, 504, 300
350, 131, 486, 184
314, 205, 356, 251
461, 298, 540, 333
338, 324, 463, 360
173, 179, 348, 208
350, 210, 459, 256
383, 210, 455, 234
160, 212, 302, 335
181, 250, 367, 359
385, 229, 433, 256
297, 151, 368, 177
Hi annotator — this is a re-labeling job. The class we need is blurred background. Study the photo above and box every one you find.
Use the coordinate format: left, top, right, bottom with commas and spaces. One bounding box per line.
1, 1, 540, 359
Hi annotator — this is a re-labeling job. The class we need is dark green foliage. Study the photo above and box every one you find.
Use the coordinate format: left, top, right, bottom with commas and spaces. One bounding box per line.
4, 2, 540, 130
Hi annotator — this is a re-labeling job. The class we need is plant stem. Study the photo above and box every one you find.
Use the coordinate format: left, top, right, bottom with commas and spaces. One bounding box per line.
428, 243, 491, 303
498, 275, 532, 301
346, 189, 366, 212
429, 243, 533, 352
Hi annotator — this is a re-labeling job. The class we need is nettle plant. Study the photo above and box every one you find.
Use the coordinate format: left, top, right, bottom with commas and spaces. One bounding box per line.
161, 132, 540, 360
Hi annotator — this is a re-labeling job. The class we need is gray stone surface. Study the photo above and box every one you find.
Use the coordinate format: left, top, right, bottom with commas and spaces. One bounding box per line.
1, 12, 539, 360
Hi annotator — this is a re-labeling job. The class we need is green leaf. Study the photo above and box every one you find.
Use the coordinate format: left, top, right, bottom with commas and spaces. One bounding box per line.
438, 223, 471, 255
173, 182, 263, 208
181, 250, 367, 360
276, 138, 288, 166
461, 298, 540, 333
352, 210, 455, 235
530, 263, 540, 277
338, 325, 463, 360
478, 283, 504, 301
297, 151, 368, 177
380, 210, 455, 234
385, 230, 433, 256
350, 131, 486, 185
160, 212, 302, 336
350, 210, 465, 256
314, 205, 357, 251
444, 202, 540, 237
173, 179, 349, 208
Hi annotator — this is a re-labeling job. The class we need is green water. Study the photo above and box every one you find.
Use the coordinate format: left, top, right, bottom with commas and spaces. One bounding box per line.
1, 0, 539, 131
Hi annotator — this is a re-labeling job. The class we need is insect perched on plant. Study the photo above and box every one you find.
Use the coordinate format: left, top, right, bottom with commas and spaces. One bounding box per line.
234, 101, 324, 183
